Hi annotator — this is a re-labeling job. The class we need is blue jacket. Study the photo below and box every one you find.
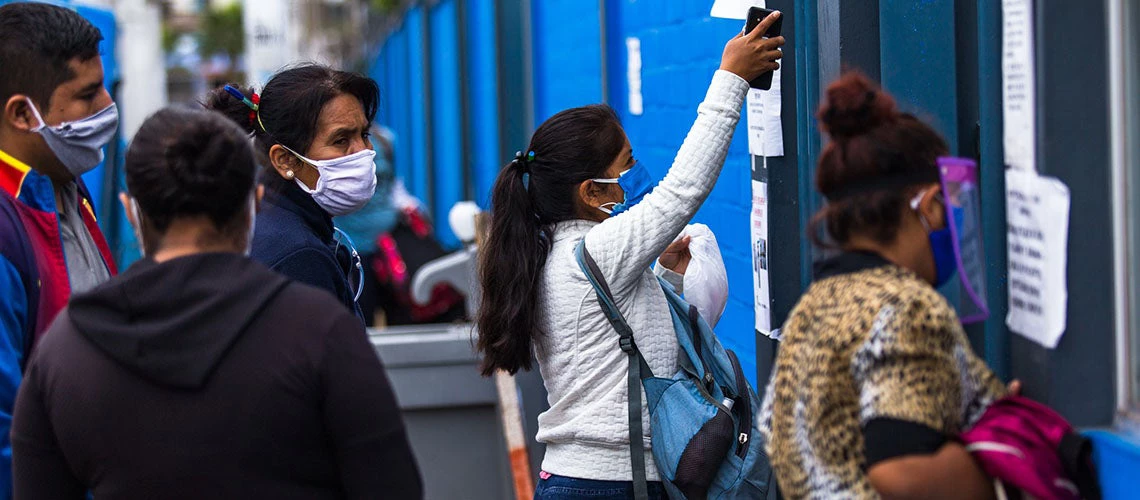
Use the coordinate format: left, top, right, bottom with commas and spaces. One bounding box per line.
250, 183, 364, 321
0, 149, 115, 498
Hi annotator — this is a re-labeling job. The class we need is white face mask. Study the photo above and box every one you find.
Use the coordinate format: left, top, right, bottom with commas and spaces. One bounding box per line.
27, 99, 119, 177
130, 194, 257, 258
284, 147, 378, 216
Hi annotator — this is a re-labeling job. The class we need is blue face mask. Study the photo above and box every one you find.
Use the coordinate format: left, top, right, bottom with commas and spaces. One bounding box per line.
913, 192, 963, 288
593, 162, 654, 216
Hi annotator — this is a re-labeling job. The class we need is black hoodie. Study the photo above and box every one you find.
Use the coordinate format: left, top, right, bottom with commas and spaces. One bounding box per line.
11, 253, 422, 499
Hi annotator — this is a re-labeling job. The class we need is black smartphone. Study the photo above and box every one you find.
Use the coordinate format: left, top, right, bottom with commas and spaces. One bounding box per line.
744, 6, 783, 90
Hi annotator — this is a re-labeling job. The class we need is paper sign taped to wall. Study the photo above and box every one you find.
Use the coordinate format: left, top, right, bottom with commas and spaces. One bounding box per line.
745, 67, 784, 157
761, 67, 784, 157
710, 0, 765, 20
746, 89, 766, 156
751, 179, 772, 335
1002, 0, 1036, 172
1005, 169, 1070, 348
626, 37, 644, 116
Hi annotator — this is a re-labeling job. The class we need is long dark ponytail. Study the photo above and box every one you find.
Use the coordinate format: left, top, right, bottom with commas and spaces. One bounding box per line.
477, 104, 626, 376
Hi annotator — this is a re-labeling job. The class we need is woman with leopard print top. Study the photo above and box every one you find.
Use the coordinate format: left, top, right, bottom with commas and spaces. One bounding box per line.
758, 73, 1010, 499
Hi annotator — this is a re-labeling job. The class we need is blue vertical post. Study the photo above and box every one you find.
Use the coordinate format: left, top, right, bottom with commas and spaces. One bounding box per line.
428, 0, 463, 247
406, 9, 432, 207
464, 0, 500, 209
879, 0, 959, 146
976, 0, 1009, 379
393, 28, 414, 187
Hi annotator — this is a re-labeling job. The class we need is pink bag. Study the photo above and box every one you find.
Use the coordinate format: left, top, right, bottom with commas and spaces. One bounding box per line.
960, 396, 1101, 500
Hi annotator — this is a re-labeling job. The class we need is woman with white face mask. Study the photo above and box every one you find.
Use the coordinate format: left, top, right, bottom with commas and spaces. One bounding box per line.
205, 65, 380, 320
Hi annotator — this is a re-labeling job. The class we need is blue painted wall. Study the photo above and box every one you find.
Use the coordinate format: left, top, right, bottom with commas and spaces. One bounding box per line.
391, 26, 415, 194
405, 9, 431, 209
465, 0, 500, 208
530, 0, 604, 123
1086, 431, 1140, 497
428, 0, 462, 246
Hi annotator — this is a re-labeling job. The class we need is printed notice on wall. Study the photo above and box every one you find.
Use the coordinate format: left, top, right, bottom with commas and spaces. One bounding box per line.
1002, 0, 1036, 172
710, 0, 764, 20
626, 37, 644, 116
745, 67, 783, 157
1005, 170, 1070, 348
746, 89, 766, 156
751, 180, 772, 335
761, 67, 784, 157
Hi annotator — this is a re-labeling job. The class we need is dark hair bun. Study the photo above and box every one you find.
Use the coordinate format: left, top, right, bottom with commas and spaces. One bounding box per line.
817, 72, 897, 140
202, 84, 258, 134
164, 118, 243, 196
126, 107, 256, 235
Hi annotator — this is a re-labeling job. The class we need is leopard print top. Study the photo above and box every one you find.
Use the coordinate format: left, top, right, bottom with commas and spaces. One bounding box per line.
758, 253, 1005, 499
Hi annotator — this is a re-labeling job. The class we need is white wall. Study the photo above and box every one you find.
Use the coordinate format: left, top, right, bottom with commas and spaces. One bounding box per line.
113, 0, 169, 140
73, 0, 168, 140
244, 0, 302, 86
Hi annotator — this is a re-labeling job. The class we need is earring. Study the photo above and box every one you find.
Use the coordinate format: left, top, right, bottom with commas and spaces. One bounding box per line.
285, 170, 295, 179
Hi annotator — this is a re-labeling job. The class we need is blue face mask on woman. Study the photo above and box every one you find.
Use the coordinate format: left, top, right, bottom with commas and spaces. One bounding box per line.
910, 190, 960, 288
592, 162, 655, 216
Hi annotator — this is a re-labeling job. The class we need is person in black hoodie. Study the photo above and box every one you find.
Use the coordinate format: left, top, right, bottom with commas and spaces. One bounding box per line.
10, 107, 423, 499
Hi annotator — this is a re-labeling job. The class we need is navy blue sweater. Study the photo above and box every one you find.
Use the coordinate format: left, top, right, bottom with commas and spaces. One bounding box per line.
250, 183, 364, 321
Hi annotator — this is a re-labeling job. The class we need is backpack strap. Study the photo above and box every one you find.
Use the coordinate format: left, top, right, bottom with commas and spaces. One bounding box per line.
575, 240, 651, 500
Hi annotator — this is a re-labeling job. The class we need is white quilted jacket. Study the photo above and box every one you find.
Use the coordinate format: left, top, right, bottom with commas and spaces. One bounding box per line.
535, 70, 749, 481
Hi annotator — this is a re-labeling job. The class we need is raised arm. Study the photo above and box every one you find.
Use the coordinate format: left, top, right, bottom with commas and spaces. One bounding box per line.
584, 12, 784, 294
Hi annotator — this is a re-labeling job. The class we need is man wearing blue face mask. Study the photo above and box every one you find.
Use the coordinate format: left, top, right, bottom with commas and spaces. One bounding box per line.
0, 4, 118, 495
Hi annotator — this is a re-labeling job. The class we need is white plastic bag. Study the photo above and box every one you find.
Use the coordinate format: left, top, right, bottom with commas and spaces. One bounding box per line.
677, 224, 729, 328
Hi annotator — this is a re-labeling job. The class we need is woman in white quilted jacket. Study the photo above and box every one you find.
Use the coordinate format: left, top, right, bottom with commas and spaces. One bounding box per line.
476, 11, 785, 500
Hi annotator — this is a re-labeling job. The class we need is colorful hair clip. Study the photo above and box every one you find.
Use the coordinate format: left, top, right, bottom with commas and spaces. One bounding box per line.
223, 85, 259, 112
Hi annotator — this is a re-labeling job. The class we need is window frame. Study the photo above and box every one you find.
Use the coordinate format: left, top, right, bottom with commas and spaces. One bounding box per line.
1110, 0, 1140, 429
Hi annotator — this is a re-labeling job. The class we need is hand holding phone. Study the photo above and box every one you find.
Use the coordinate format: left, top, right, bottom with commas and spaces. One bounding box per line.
719, 9, 784, 86
744, 7, 784, 90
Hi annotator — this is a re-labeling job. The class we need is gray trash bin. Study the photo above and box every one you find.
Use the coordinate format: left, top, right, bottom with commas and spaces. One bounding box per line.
371, 324, 547, 500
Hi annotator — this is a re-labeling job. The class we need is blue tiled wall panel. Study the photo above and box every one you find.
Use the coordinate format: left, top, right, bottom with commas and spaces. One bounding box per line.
1087, 431, 1140, 499
465, 0, 500, 209
530, 0, 604, 124
405, 9, 431, 206
428, 0, 463, 247
389, 27, 415, 193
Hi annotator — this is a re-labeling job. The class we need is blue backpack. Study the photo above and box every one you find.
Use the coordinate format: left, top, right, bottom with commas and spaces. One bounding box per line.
575, 242, 777, 500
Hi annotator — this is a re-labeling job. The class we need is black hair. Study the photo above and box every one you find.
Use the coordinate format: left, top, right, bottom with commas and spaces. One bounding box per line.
810, 72, 948, 247
476, 104, 625, 376
0, 2, 103, 108
202, 64, 379, 193
125, 107, 257, 252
